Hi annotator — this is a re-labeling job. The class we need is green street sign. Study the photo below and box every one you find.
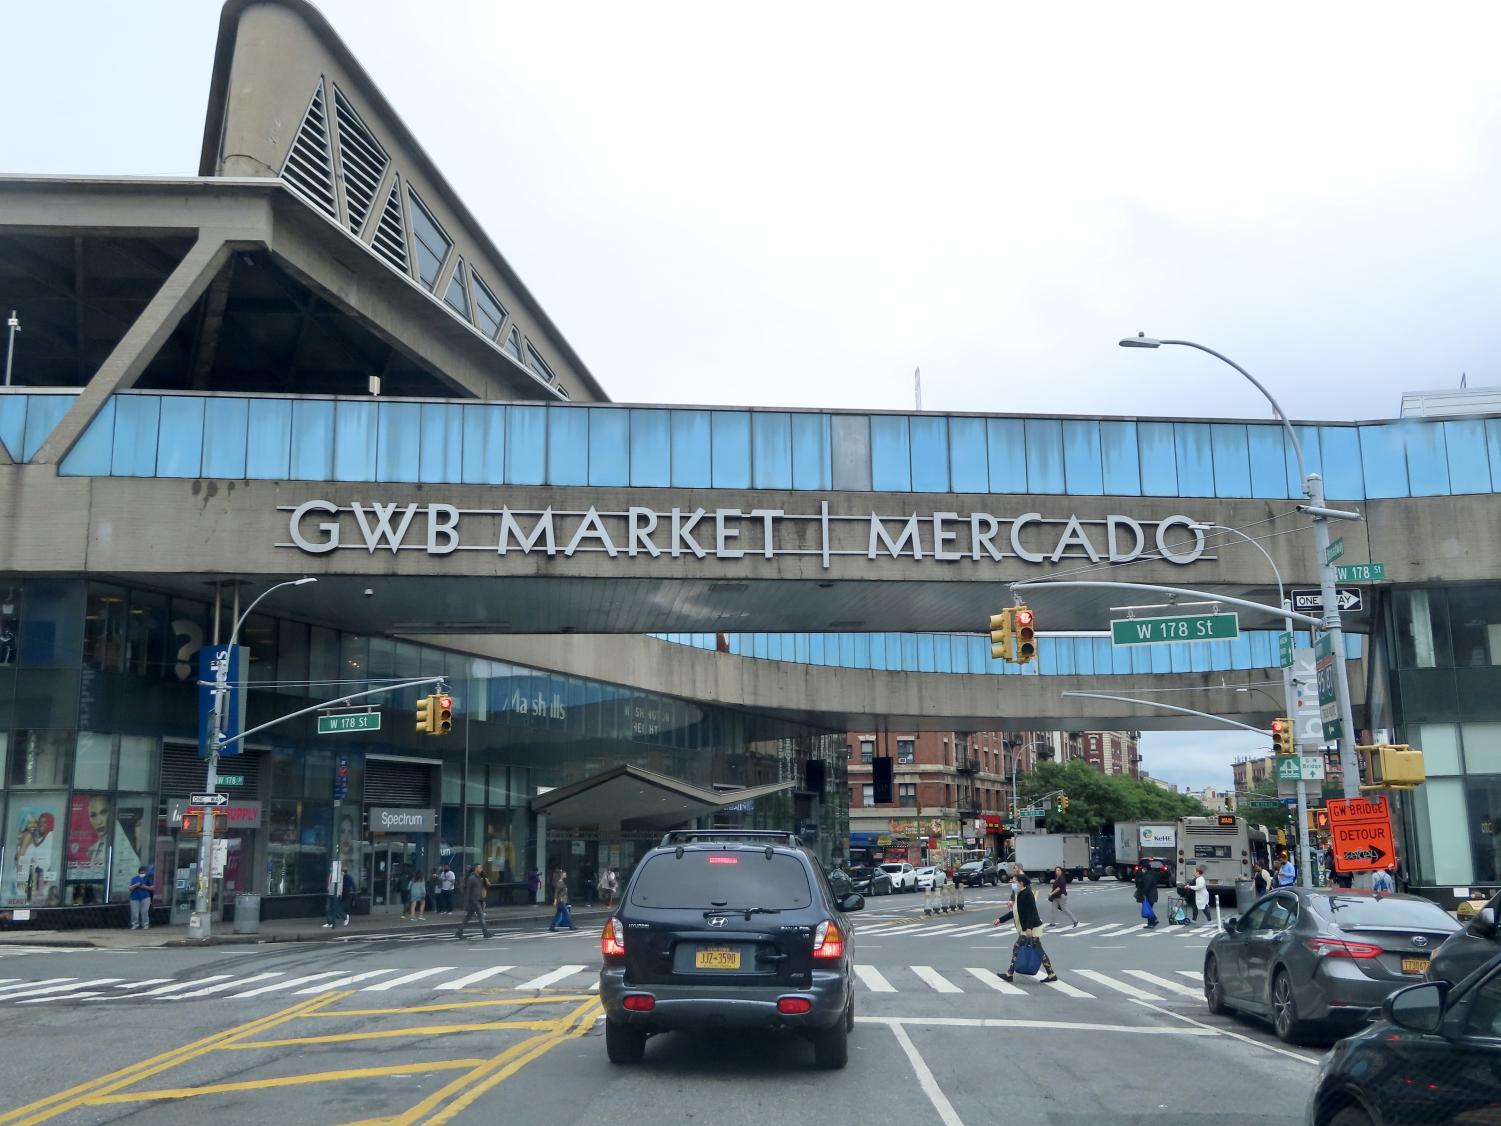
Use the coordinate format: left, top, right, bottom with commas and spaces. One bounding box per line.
217, 774, 245, 787
1315, 632, 1334, 659
1018, 806, 1045, 818
1335, 562, 1385, 583
1326, 537, 1345, 564
317, 712, 381, 735
1277, 632, 1294, 669
1244, 797, 1281, 809
1110, 612, 1240, 646
1275, 756, 1302, 782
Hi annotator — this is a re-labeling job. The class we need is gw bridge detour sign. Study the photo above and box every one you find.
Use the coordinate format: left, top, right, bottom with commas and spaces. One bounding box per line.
1326, 796, 1396, 874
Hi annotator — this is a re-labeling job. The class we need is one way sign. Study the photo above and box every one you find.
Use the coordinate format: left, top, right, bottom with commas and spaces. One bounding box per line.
1290, 587, 1364, 614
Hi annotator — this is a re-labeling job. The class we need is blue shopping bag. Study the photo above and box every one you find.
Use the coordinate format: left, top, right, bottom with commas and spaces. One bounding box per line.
1013, 937, 1044, 976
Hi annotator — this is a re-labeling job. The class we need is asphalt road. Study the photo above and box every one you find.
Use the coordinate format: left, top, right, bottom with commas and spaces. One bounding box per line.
1, 882, 1321, 1125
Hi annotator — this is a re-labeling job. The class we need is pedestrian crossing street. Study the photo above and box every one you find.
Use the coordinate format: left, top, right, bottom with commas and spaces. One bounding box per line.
0, 960, 1210, 1007
859, 918, 1221, 940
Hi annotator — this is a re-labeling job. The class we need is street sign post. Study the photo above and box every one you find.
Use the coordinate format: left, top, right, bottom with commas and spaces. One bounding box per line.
1326, 796, 1395, 873
1243, 797, 1281, 809
1110, 612, 1240, 646
1335, 562, 1386, 583
190, 792, 228, 807
1316, 633, 1342, 741
217, 774, 245, 788
317, 712, 382, 735
1290, 588, 1364, 614
1326, 537, 1345, 564
1278, 632, 1294, 669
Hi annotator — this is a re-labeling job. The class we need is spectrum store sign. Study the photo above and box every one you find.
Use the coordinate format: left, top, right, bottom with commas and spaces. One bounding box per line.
279, 500, 1211, 568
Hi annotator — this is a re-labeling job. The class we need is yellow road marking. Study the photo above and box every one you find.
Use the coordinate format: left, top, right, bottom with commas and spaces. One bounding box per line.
339, 999, 602, 1126
228, 1019, 563, 1049
316, 994, 594, 1018
87, 1060, 491, 1104
3, 991, 346, 1126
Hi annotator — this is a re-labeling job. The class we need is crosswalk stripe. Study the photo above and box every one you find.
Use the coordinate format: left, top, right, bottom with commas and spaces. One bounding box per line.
361, 967, 455, 992
855, 965, 896, 993
514, 965, 588, 990
0, 977, 72, 993
873, 925, 925, 935
1098, 927, 1148, 938
912, 966, 963, 994
0, 978, 18, 986
296, 969, 396, 993
1, 978, 121, 1000
1069, 925, 1119, 936
965, 967, 1025, 995
1124, 970, 1204, 998
434, 966, 514, 991
232, 971, 346, 998
944, 924, 1000, 937
1042, 978, 1095, 999
1177, 970, 1203, 980
136, 975, 235, 998
173, 973, 282, 999
1074, 969, 1163, 1000
19, 992, 107, 1004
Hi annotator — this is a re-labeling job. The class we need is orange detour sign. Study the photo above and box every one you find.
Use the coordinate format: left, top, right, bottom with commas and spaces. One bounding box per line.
1325, 796, 1395, 874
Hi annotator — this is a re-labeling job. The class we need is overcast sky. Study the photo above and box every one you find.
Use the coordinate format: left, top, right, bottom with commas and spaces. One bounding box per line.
8, 2, 1499, 790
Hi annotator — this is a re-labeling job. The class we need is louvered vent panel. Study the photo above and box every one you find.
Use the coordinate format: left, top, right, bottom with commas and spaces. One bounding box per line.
365, 759, 434, 806
160, 743, 263, 797
372, 176, 410, 272
332, 86, 390, 238
281, 79, 338, 219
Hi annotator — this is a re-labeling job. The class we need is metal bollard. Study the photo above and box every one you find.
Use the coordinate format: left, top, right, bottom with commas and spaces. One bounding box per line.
923, 886, 935, 915
955, 882, 966, 911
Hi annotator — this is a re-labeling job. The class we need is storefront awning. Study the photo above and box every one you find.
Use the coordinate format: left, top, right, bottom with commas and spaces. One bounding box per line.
530, 765, 793, 831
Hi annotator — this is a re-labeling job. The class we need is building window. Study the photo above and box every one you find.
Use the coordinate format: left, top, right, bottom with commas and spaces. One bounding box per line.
471, 271, 507, 340
898, 782, 916, 802
525, 343, 556, 384
859, 738, 874, 765
845, 743, 853, 762
861, 784, 874, 806
502, 326, 522, 361
442, 257, 472, 320
897, 738, 915, 764
406, 189, 452, 289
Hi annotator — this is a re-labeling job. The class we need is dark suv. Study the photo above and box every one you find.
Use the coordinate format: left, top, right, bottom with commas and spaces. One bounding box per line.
598, 830, 864, 1069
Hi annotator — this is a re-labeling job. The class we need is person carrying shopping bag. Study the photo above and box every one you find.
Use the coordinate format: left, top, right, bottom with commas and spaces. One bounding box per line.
995, 872, 1059, 984
1134, 863, 1160, 928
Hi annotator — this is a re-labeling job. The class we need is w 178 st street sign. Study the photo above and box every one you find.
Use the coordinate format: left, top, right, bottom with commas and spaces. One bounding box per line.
1110, 612, 1239, 646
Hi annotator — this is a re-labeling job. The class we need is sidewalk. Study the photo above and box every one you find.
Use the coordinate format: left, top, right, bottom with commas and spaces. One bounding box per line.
0, 901, 614, 950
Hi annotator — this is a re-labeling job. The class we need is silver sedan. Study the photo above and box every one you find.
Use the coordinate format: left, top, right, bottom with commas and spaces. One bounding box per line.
1203, 887, 1460, 1044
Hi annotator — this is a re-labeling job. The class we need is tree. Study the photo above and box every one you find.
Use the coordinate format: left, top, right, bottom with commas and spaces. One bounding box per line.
1013, 762, 1208, 833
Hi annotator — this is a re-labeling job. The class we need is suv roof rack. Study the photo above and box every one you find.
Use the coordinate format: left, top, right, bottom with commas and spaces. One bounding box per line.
658, 830, 804, 848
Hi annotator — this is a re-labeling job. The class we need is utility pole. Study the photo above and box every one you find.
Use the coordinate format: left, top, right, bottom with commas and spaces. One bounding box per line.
4, 311, 19, 386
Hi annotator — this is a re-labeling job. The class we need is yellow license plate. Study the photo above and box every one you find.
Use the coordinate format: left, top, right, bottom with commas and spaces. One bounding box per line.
695, 947, 741, 970
1401, 956, 1430, 975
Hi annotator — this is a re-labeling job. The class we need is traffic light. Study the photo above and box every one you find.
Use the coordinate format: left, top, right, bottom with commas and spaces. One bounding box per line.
434, 694, 454, 736
1271, 717, 1294, 756
1355, 744, 1426, 790
415, 694, 434, 734
1306, 808, 1331, 832
1058, 793, 1069, 812
989, 610, 1014, 661
1225, 794, 1235, 812
872, 756, 894, 804
181, 810, 203, 835
1014, 607, 1036, 665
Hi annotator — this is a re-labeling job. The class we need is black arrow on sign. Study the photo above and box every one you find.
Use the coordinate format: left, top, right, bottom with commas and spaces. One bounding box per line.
1341, 845, 1387, 864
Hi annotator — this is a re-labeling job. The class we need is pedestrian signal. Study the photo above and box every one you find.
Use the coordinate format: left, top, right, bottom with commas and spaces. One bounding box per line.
1271, 717, 1294, 756
1306, 808, 1330, 832
181, 810, 203, 835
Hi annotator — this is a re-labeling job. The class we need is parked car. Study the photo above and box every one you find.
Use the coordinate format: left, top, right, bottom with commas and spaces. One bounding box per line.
879, 862, 917, 893
1136, 858, 1175, 887
1428, 890, 1499, 985
1203, 888, 1461, 1043
599, 829, 863, 1069
956, 859, 1000, 887
913, 866, 948, 890
1306, 951, 1501, 1126
847, 865, 893, 896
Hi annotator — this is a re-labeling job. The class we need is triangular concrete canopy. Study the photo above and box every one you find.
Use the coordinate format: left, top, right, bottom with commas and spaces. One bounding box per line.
531, 764, 792, 831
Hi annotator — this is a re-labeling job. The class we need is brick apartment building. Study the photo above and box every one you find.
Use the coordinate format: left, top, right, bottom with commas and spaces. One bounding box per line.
1232, 749, 1345, 795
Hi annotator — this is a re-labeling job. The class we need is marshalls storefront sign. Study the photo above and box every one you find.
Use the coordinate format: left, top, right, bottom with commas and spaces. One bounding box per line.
280, 500, 1210, 568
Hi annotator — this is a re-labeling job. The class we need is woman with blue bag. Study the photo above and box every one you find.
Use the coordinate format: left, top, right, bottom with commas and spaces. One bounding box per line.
995, 872, 1059, 985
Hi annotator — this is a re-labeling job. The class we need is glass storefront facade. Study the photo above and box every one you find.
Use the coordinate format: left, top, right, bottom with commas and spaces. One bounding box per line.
0, 579, 846, 917
1378, 583, 1501, 888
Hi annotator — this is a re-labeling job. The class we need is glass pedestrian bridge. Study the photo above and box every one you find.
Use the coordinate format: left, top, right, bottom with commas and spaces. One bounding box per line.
4, 388, 1500, 500
652, 628, 1362, 677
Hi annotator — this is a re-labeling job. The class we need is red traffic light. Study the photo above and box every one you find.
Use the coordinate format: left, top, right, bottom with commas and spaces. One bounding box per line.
1271, 718, 1285, 733
1015, 609, 1033, 627
438, 695, 453, 710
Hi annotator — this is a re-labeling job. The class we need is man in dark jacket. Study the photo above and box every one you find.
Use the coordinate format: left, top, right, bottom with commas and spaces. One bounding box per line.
454, 864, 492, 940
1134, 864, 1160, 928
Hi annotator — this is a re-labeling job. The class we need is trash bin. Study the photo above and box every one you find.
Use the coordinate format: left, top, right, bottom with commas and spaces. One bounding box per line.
1234, 878, 1256, 914
233, 894, 261, 935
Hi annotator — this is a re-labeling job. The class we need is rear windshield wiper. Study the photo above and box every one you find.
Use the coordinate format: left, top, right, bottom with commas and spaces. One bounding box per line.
703, 907, 784, 920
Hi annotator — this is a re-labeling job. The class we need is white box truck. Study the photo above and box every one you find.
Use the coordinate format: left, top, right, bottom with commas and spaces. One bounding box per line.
1011, 833, 1093, 881
1112, 822, 1177, 882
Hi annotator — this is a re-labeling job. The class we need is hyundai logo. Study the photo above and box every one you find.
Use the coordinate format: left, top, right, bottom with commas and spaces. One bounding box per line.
707, 916, 728, 928
1411, 935, 1429, 948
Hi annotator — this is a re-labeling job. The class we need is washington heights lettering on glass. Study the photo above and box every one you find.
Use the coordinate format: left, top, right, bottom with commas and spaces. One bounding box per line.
279, 500, 1212, 567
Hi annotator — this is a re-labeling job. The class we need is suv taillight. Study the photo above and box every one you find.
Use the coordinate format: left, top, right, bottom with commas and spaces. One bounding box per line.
601, 917, 626, 957
1305, 938, 1382, 959
812, 920, 844, 961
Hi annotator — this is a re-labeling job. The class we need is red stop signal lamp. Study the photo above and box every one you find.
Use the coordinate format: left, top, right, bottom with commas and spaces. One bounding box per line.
1271, 717, 1294, 756
1014, 607, 1037, 664
435, 694, 454, 736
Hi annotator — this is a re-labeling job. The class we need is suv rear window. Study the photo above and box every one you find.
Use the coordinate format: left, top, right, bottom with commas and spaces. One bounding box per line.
1317, 895, 1461, 931
630, 850, 814, 910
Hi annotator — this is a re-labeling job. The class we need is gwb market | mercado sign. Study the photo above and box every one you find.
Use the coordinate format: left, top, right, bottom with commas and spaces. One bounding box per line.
280, 500, 1213, 570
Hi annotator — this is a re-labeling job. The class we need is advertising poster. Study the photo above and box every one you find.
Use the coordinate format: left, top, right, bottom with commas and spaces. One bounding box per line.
4, 796, 65, 906
66, 793, 111, 881
109, 798, 151, 899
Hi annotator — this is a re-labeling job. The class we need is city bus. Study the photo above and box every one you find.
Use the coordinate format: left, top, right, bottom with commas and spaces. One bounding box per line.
1176, 815, 1273, 899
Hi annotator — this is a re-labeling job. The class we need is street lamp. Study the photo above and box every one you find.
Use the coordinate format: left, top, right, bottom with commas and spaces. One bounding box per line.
1007, 737, 1055, 816
191, 577, 316, 941
1120, 335, 1362, 805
